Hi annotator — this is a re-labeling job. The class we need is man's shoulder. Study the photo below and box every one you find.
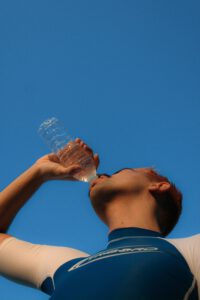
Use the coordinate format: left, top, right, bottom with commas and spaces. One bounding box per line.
166, 233, 200, 262
167, 233, 200, 244
165, 233, 200, 297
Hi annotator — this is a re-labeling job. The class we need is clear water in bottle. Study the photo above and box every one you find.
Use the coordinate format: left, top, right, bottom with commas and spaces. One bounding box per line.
38, 117, 98, 183
57, 141, 98, 182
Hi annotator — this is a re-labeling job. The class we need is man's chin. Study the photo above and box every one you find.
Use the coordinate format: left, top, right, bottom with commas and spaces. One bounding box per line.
89, 185, 117, 206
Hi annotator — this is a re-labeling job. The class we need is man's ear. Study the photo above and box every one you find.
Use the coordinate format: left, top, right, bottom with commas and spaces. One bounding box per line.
148, 182, 171, 194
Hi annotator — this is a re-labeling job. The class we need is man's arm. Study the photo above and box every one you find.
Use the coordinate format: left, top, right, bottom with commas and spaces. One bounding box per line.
0, 165, 43, 233
0, 138, 99, 234
0, 162, 83, 294
0, 235, 90, 295
0, 139, 98, 294
0, 164, 44, 244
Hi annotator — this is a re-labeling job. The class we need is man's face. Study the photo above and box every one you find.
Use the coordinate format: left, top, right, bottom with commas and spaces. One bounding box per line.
89, 167, 153, 212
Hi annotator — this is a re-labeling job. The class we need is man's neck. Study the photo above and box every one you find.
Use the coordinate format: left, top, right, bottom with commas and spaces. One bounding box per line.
104, 195, 161, 235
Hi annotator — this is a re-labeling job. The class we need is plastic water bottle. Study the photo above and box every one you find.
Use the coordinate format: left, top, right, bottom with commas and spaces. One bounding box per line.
38, 117, 98, 183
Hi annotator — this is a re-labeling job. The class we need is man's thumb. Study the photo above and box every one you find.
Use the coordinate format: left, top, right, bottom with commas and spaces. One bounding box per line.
67, 164, 82, 175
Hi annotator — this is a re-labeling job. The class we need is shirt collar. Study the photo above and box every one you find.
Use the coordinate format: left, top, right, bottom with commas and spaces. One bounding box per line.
108, 227, 163, 243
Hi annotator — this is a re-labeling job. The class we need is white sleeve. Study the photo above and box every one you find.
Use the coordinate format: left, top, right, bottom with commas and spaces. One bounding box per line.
167, 234, 200, 297
0, 236, 90, 291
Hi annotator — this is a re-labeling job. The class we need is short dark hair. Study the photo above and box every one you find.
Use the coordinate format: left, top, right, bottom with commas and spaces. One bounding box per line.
144, 168, 182, 237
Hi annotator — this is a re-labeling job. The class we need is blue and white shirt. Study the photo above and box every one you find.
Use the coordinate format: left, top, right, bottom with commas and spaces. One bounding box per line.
0, 227, 199, 299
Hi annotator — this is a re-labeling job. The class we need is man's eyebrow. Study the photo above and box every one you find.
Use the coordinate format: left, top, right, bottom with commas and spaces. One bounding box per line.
112, 168, 135, 175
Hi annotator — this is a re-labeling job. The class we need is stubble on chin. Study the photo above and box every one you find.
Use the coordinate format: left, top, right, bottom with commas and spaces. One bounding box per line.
90, 183, 118, 209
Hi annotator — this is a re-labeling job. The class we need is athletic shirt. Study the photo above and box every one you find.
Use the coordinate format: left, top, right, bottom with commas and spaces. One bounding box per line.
41, 227, 198, 300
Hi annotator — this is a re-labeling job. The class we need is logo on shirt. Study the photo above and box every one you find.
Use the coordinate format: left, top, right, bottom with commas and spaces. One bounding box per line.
68, 246, 159, 272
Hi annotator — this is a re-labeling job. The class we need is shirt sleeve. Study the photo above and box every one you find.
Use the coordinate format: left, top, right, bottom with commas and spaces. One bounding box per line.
167, 234, 200, 297
0, 236, 90, 293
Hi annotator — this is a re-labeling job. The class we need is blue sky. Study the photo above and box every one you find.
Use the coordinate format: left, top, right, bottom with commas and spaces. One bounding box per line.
0, 0, 200, 299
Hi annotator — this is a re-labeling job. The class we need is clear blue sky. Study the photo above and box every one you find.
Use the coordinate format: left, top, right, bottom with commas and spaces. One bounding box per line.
0, 0, 200, 299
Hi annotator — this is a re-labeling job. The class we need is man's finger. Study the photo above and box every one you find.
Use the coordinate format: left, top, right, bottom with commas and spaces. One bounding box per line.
48, 153, 60, 163
62, 165, 82, 177
75, 138, 94, 154
83, 144, 93, 154
71, 167, 82, 175
75, 138, 81, 143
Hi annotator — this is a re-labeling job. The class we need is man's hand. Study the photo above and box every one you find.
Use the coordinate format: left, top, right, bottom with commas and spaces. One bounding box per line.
35, 138, 100, 182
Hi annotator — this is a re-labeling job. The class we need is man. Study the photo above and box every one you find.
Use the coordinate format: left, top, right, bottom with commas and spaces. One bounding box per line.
0, 138, 199, 299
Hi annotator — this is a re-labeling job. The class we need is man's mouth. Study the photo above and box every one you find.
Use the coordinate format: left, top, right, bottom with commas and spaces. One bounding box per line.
90, 173, 111, 190
90, 178, 100, 188
90, 176, 107, 189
